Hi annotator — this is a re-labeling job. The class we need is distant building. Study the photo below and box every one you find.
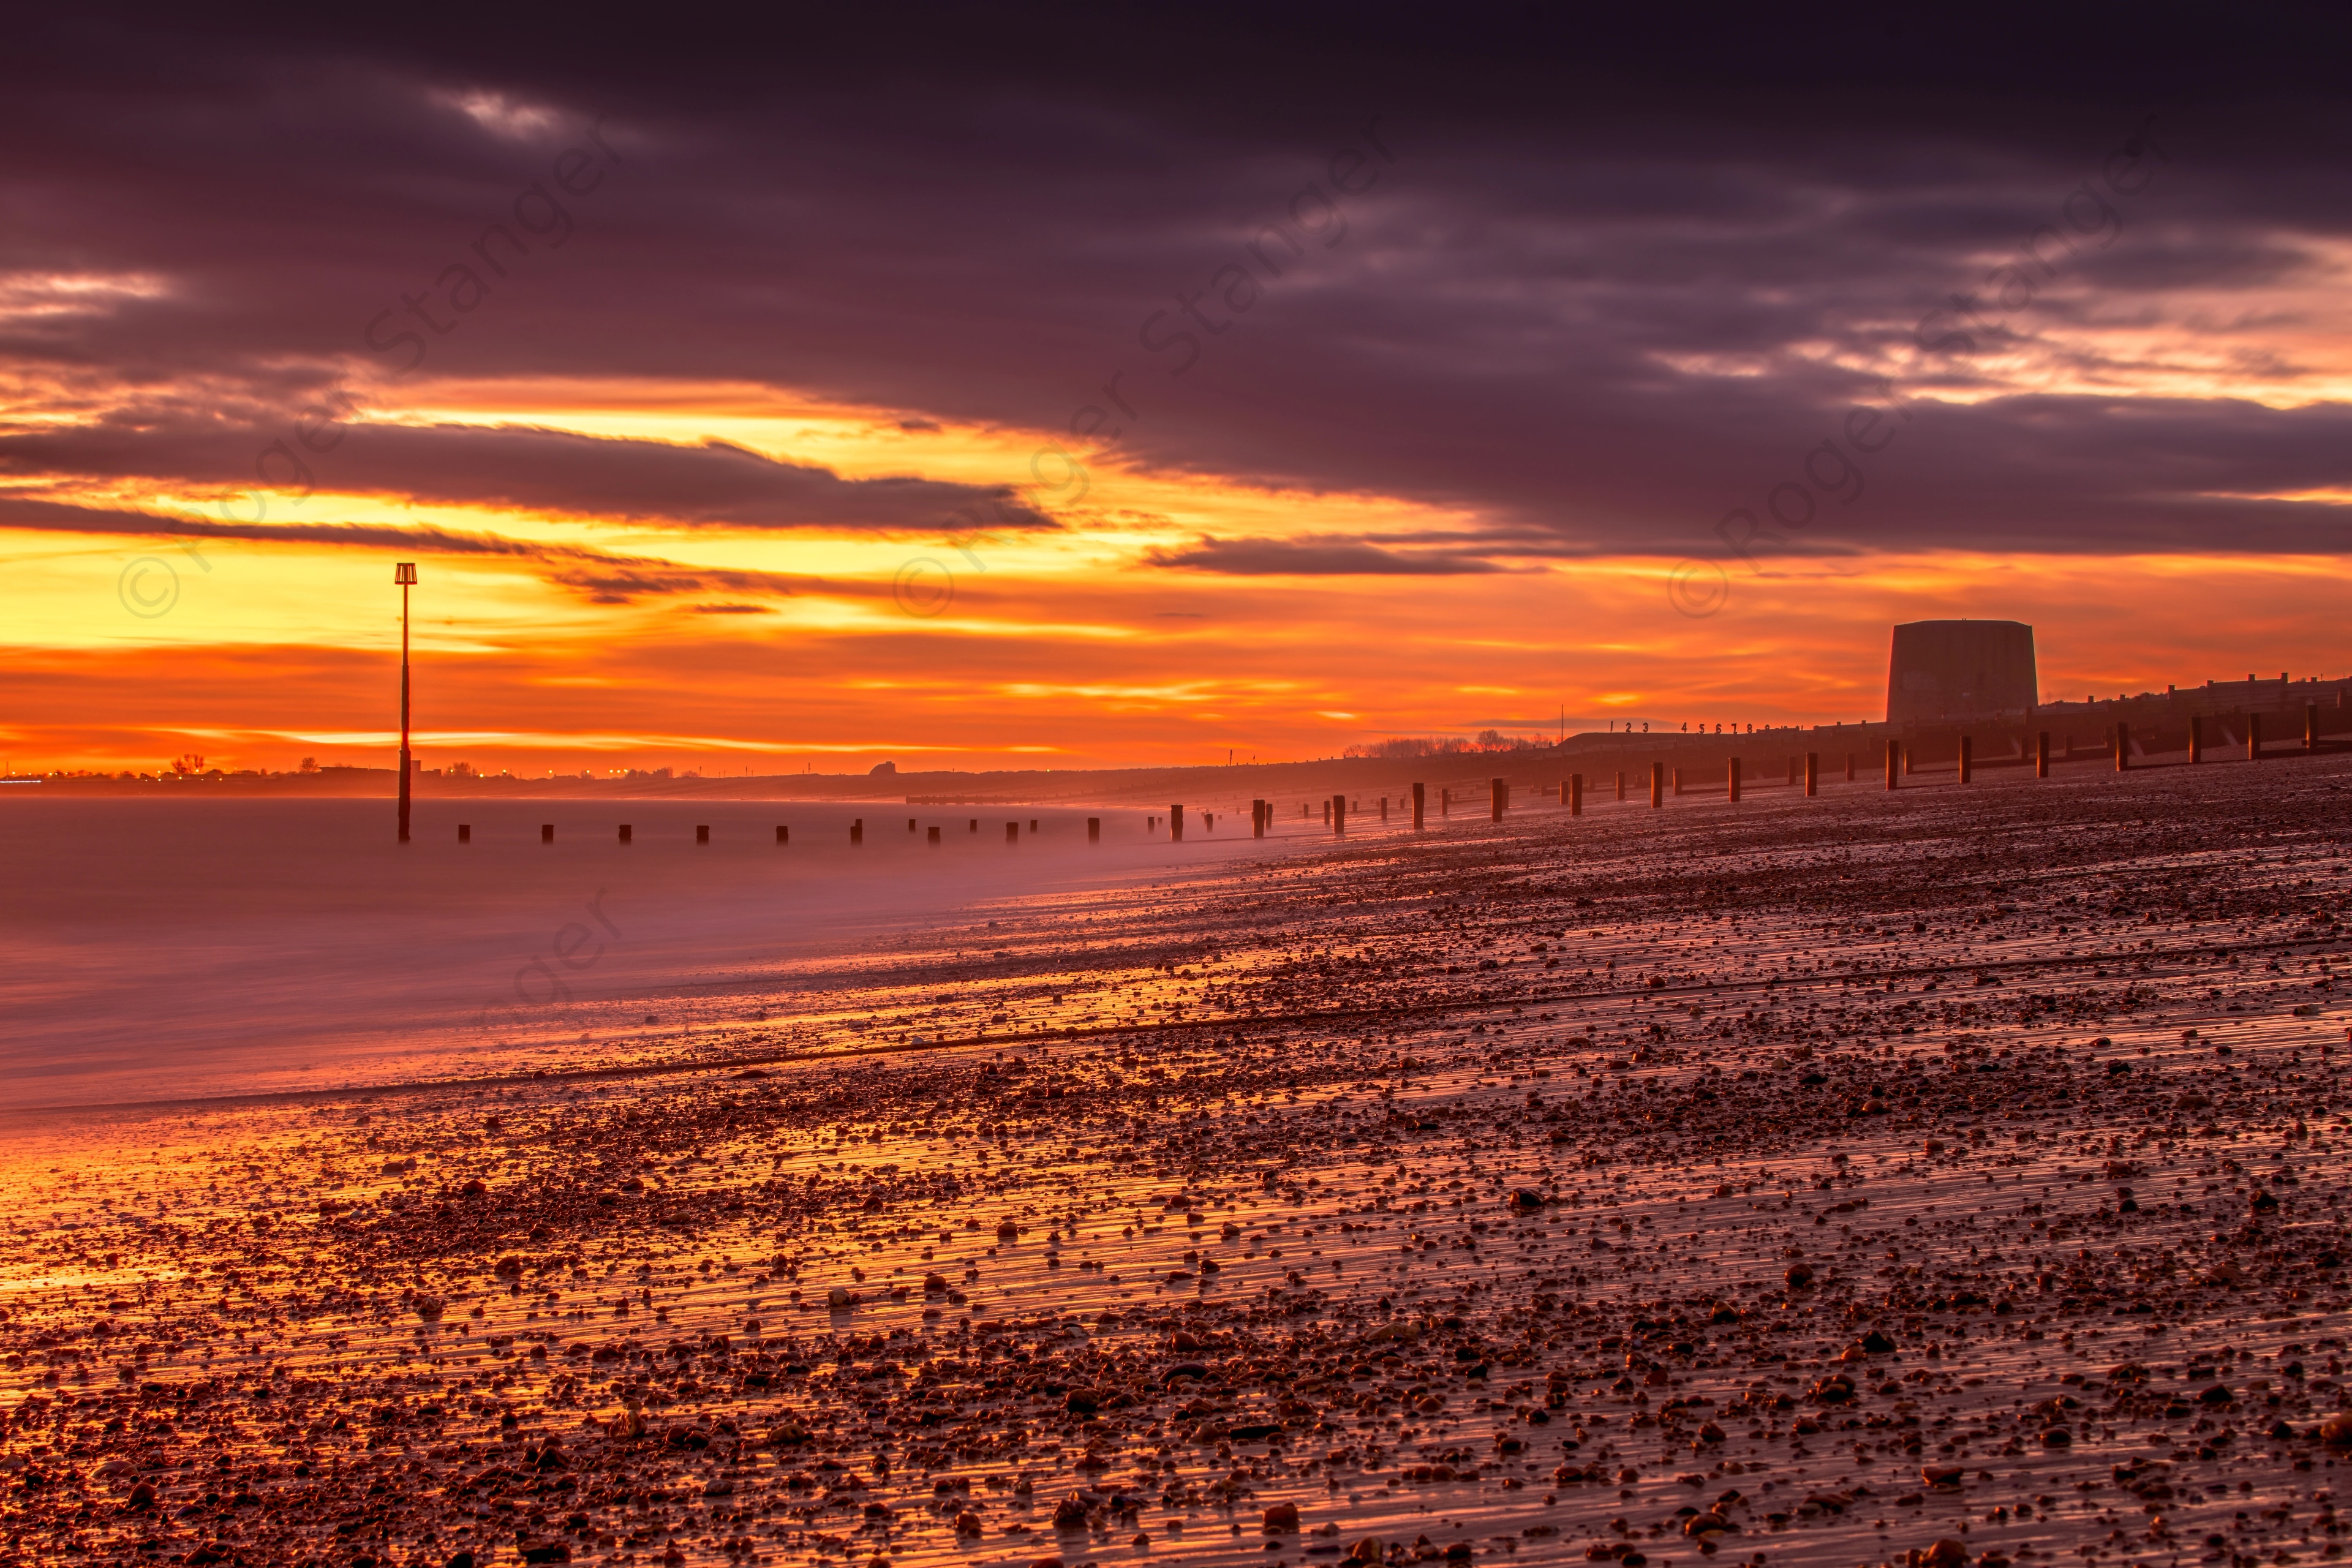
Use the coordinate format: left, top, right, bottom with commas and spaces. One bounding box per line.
1886, 620, 2038, 724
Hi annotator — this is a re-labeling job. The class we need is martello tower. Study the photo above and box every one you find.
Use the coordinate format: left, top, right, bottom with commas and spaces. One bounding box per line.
1886, 620, 2038, 724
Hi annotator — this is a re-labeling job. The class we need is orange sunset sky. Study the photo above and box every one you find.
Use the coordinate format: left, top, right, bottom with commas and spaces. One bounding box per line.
5, 18, 2348, 777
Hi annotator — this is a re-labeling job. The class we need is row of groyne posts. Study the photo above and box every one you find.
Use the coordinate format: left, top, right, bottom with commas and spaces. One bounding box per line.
1199, 701, 2343, 840
449, 816, 1108, 845
1169, 790, 1512, 838
442, 703, 2339, 846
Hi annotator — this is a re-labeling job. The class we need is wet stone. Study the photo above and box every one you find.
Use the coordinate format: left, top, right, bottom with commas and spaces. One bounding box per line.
4, 756, 2351, 1567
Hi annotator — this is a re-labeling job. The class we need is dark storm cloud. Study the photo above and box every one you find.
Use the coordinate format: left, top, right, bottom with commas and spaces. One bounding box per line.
0, 416, 1057, 532
1145, 535, 1507, 576
0, 494, 824, 605
2, 9, 2348, 559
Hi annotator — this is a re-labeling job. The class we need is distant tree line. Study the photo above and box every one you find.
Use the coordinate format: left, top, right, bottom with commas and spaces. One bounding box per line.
1344, 731, 1551, 758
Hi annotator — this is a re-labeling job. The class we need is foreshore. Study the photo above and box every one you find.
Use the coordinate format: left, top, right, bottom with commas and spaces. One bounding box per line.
3, 753, 2346, 1568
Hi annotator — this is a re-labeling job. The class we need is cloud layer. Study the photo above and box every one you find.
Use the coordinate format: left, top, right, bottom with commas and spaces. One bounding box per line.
2, 13, 2346, 567
0, 417, 1055, 533
1147, 536, 1507, 575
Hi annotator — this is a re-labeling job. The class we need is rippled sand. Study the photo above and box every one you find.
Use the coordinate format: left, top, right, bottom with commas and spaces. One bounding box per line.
4, 756, 2348, 1568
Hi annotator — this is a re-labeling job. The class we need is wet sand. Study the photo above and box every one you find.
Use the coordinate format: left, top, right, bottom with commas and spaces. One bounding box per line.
4, 755, 2348, 1568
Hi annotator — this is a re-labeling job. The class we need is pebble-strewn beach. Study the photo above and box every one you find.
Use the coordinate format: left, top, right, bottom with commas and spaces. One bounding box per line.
4, 756, 2347, 1568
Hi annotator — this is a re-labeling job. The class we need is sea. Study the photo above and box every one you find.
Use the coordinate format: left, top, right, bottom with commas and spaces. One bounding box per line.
0, 796, 1324, 1110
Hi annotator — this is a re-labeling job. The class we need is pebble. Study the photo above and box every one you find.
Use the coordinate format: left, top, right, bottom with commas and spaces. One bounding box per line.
3, 758, 2349, 1568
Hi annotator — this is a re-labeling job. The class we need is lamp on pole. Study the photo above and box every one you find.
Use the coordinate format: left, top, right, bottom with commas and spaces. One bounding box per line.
395, 562, 417, 842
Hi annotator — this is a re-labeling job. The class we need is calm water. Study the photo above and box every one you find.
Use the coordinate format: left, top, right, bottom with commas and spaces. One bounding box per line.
0, 796, 1335, 1108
